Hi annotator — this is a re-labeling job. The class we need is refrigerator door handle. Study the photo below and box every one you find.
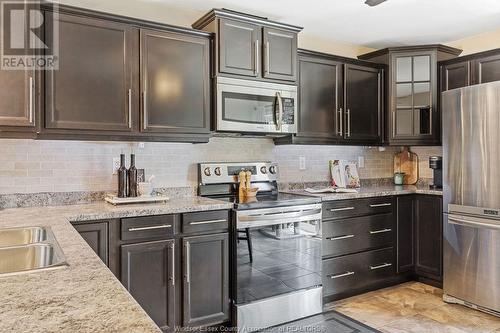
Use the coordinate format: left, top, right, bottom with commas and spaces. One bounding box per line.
448, 214, 500, 231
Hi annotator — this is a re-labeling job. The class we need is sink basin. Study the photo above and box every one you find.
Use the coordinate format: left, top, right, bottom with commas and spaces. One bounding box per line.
0, 226, 67, 275
0, 243, 66, 275
0, 227, 48, 247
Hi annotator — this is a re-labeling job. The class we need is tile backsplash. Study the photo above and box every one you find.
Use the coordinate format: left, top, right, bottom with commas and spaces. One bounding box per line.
0, 138, 441, 194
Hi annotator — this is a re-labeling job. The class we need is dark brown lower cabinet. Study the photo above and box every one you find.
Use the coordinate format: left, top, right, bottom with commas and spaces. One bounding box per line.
72, 221, 109, 265
121, 240, 176, 332
414, 195, 443, 282
182, 233, 230, 327
396, 196, 415, 273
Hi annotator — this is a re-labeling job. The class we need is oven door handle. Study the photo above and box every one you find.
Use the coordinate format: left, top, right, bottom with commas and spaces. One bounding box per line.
240, 208, 322, 221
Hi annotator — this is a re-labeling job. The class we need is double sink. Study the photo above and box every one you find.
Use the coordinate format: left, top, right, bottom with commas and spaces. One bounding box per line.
0, 226, 67, 275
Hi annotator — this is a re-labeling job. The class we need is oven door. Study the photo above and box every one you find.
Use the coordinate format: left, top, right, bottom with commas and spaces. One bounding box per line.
216, 77, 297, 134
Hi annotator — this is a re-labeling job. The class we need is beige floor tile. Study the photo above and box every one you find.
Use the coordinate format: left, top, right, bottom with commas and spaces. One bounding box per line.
372, 285, 445, 315
405, 282, 443, 297
378, 314, 469, 333
421, 303, 500, 333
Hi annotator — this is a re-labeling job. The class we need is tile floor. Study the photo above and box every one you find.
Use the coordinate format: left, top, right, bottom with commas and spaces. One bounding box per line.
326, 282, 500, 333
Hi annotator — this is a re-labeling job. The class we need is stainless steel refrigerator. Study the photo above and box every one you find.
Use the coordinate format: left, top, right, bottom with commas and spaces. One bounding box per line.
442, 81, 500, 317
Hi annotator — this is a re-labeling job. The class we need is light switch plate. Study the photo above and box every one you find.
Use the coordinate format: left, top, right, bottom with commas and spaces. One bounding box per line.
112, 157, 120, 175
358, 156, 365, 168
299, 156, 306, 170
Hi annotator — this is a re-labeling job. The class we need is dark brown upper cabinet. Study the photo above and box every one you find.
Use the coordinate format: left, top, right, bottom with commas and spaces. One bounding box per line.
192, 9, 302, 83
276, 50, 384, 145
140, 29, 210, 134
360, 45, 462, 146
44, 12, 137, 133
296, 53, 342, 140
262, 27, 297, 81
440, 48, 500, 93
343, 64, 382, 143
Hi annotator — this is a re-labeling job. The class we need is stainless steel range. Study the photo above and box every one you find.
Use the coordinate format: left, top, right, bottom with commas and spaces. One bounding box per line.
198, 162, 323, 331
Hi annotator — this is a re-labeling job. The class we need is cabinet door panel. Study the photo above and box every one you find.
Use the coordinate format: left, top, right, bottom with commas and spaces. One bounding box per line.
473, 54, 500, 84
44, 13, 135, 131
121, 240, 176, 332
297, 56, 342, 138
183, 233, 229, 327
344, 64, 382, 142
263, 27, 297, 81
415, 195, 442, 281
219, 19, 260, 77
72, 221, 108, 265
396, 196, 414, 273
141, 29, 210, 133
0, 69, 35, 127
441, 61, 470, 91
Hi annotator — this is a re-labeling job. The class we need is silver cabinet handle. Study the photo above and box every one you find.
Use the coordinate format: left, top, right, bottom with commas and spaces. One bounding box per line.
330, 207, 355, 212
369, 228, 392, 234
326, 234, 355, 241
189, 219, 227, 226
127, 88, 132, 128
347, 108, 351, 137
170, 242, 175, 286
185, 242, 191, 283
370, 263, 392, 270
265, 41, 270, 74
256, 40, 259, 75
276, 92, 283, 131
142, 91, 147, 130
329, 271, 355, 279
369, 203, 392, 208
337, 107, 343, 136
127, 224, 171, 232
29, 76, 34, 124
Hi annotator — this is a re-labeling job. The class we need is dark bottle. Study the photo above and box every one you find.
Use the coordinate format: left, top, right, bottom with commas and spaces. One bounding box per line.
117, 154, 128, 198
128, 154, 138, 197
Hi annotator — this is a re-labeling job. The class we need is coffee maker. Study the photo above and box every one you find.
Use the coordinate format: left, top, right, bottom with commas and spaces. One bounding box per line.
429, 156, 442, 189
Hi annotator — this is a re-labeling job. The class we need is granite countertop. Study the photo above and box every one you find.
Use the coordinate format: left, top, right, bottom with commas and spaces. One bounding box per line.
0, 196, 232, 333
283, 184, 442, 201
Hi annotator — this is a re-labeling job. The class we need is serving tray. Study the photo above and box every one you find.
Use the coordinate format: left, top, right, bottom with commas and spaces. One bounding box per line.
105, 194, 169, 205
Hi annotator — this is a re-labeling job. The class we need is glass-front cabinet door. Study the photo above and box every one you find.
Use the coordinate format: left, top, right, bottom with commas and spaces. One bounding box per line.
392, 52, 436, 141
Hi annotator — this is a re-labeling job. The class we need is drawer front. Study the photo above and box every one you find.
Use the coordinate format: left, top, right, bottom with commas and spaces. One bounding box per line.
323, 213, 394, 257
323, 197, 394, 220
323, 247, 394, 296
121, 215, 176, 241
182, 210, 229, 234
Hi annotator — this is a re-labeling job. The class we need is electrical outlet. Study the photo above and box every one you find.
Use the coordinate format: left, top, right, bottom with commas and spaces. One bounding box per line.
358, 156, 365, 168
112, 157, 121, 175
299, 156, 306, 170
138, 142, 145, 149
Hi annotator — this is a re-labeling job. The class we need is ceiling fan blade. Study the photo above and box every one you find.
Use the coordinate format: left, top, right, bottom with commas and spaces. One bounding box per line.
365, 0, 388, 6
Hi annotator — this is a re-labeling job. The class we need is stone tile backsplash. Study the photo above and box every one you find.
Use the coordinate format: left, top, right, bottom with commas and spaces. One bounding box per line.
0, 138, 441, 194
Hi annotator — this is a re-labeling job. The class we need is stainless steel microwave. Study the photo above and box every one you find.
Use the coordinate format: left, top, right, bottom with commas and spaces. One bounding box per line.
215, 77, 297, 134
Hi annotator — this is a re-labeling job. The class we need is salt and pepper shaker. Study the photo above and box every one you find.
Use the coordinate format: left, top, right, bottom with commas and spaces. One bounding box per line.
117, 154, 128, 198
128, 154, 138, 197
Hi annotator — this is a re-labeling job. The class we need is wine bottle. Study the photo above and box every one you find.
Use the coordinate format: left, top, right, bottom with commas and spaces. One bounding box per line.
128, 154, 138, 197
117, 154, 128, 198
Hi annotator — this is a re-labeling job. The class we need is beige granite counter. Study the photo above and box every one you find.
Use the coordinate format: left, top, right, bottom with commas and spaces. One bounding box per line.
283, 184, 442, 201
0, 196, 232, 332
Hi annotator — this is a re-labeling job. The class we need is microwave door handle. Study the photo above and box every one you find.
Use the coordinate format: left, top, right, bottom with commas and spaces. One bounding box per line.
276, 92, 283, 131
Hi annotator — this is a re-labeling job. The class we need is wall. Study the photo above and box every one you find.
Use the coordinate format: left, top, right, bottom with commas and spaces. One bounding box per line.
446, 28, 500, 56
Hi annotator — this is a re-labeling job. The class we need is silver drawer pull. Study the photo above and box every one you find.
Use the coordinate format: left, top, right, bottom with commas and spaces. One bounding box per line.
327, 234, 355, 241
128, 224, 172, 232
370, 263, 392, 270
329, 271, 355, 279
189, 219, 227, 226
369, 203, 392, 208
330, 207, 355, 212
369, 228, 392, 234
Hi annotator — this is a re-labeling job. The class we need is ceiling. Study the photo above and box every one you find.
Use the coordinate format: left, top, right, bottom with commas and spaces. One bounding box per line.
55, 0, 500, 48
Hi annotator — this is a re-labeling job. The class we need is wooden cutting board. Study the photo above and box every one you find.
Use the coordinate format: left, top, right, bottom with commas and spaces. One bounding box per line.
394, 147, 419, 185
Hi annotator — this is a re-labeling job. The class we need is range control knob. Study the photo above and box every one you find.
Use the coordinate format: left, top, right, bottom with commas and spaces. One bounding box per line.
214, 167, 222, 176
269, 166, 277, 174
260, 166, 267, 174
203, 167, 211, 176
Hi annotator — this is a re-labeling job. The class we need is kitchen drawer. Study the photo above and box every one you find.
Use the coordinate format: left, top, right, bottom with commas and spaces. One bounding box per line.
323, 213, 394, 258
182, 210, 229, 234
323, 247, 394, 297
121, 215, 177, 241
322, 197, 394, 220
